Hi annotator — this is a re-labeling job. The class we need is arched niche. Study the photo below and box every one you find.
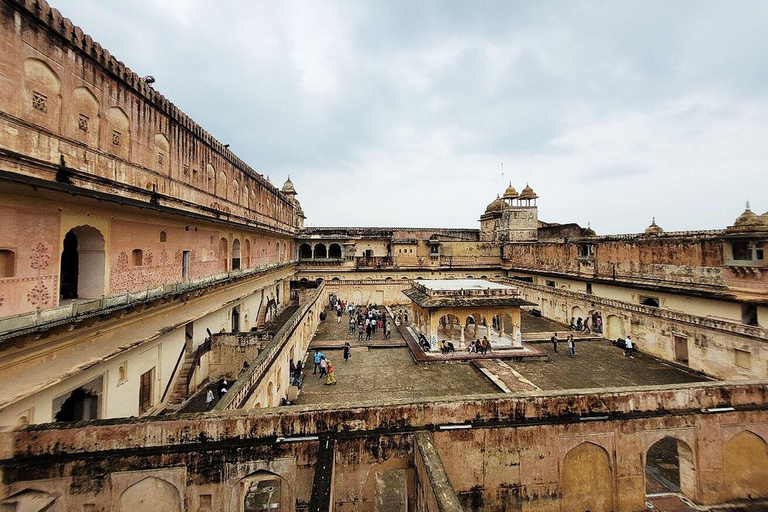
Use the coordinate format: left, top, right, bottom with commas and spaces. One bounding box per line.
219, 237, 229, 272
723, 430, 768, 501
73, 86, 100, 147
605, 314, 626, 340
561, 442, 613, 512
154, 133, 170, 175
107, 106, 131, 159
118, 476, 181, 512
313, 243, 327, 259
23, 57, 62, 133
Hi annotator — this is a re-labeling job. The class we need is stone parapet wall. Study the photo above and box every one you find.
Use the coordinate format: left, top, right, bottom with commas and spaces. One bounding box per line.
502, 237, 728, 289
216, 283, 324, 410
2, 382, 767, 510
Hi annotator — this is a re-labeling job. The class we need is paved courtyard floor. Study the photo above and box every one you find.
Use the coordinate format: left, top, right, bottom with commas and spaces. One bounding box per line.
292, 308, 712, 406
294, 347, 499, 406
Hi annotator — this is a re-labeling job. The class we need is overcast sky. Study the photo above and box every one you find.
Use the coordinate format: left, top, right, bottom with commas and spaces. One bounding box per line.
56, 1, 768, 234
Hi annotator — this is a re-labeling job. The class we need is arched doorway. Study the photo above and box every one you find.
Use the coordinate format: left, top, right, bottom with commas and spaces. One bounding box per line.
314, 243, 327, 259
723, 430, 768, 501
561, 442, 613, 512
328, 243, 342, 258
299, 243, 312, 259
571, 306, 585, 322
232, 239, 241, 270
60, 226, 106, 300
645, 437, 695, 501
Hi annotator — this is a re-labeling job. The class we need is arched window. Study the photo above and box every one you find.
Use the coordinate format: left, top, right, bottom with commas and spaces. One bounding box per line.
299, 243, 312, 259
159, 231, 167, 243
232, 239, 241, 270
132, 249, 143, 266
0, 249, 16, 277
328, 243, 342, 259
314, 244, 327, 259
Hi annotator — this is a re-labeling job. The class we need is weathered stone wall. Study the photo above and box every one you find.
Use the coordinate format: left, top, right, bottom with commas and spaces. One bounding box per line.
502, 234, 727, 290
2, 382, 767, 511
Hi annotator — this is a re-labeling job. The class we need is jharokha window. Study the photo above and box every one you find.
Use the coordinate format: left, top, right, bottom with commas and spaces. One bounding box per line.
32, 91, 47, 113
78, 113, 89, 133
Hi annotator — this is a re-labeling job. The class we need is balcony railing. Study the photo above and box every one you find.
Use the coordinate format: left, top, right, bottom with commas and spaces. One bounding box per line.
0, 260, 297, 341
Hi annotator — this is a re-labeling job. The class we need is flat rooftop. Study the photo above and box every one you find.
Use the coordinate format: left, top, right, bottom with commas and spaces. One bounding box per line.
417, 279, 513, 291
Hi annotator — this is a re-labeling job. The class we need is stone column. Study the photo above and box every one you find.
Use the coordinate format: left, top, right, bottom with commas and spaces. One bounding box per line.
459, 324, 466, 347
499, 313, 505, 338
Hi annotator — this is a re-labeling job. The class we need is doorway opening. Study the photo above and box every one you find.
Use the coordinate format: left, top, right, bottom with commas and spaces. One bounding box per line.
645, 437, 695, 502
60, 225, 106, 300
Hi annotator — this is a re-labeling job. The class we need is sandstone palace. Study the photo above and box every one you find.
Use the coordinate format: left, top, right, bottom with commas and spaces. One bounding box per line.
0, 1, 767, 512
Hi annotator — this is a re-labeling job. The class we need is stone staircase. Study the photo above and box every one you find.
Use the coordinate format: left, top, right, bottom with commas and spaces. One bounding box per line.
167, 350, 196, 405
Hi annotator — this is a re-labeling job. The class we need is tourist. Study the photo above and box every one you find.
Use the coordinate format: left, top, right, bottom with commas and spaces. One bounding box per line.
384, 319, 391, 339
570, 317, 576, 331
325, 359, 337, 385
551, 333, 558, 353
319, 356, 328, 378
313, 350, 325, 374
343, 342, 351, 362
205, 388, 215, 410
567, 335, 575, 357
349, 317, 355, 335
293, 360, 303, 386
583, 317, 591, 334
483, 336, 491, 354
290, 360, 296, 381
625, 336, 634, 358
576, 317, 583, 332
358, 323, 364, 341
336, 308, 342, 324
404, 311, 409, 323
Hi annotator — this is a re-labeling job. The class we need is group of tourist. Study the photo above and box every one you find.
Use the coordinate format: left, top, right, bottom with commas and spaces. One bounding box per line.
332, 299, 392, 341
569, 313, 603, 334
311, 350, 337, 385
550, 333, 577, 357
467, 336, 492, 355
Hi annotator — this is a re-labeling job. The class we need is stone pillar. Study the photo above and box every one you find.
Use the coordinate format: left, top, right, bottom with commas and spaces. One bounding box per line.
499, 313, 505, 338
459, 324, 466, 347
513, 324, 522, 348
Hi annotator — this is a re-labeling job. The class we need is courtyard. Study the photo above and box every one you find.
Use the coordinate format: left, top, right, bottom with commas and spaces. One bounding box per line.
293, 306, 712, 406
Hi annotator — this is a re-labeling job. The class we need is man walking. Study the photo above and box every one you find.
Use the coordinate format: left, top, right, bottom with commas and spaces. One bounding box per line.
551, 333, 558, 353
567, 335, 575, 357
625, 336, 634, 358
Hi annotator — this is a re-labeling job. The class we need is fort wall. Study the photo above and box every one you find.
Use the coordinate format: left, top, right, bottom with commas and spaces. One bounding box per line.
0, 0, 297, 236
2, 382, 767, 511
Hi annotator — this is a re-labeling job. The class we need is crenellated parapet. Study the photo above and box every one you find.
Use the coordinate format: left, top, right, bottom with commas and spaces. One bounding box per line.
0, 0, 301, 234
